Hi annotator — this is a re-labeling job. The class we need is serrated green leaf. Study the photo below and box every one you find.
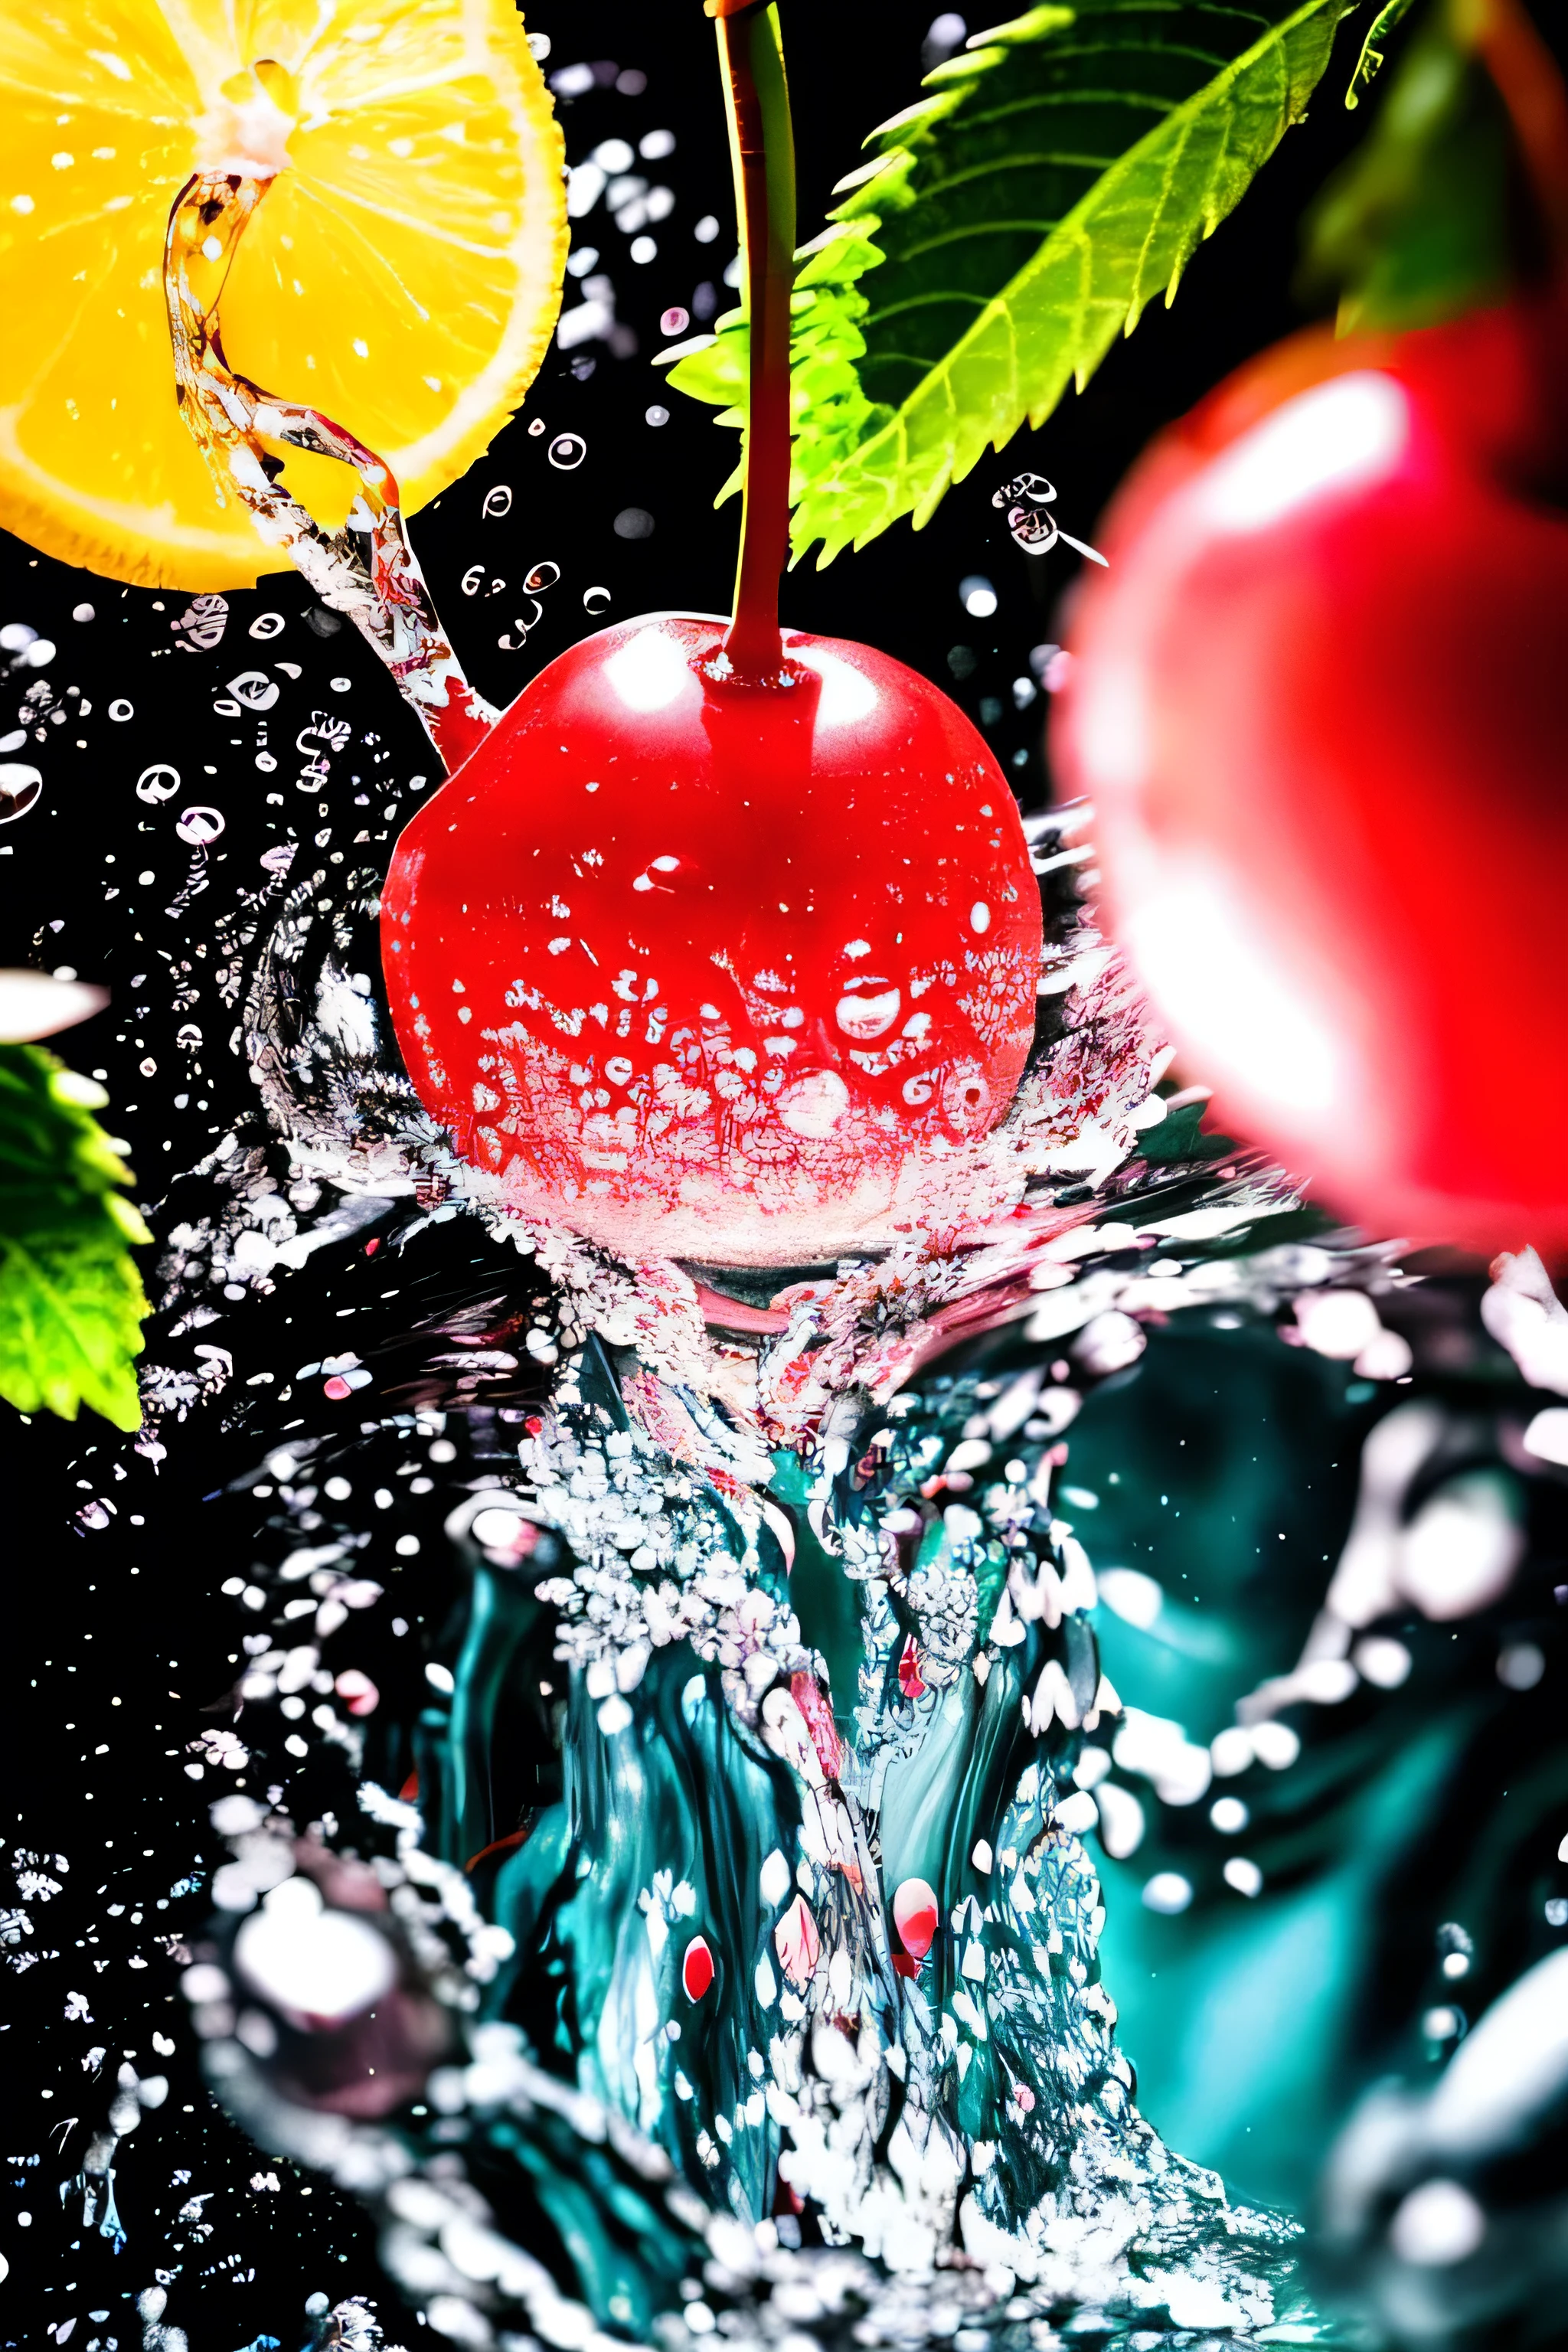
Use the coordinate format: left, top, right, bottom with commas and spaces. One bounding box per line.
665, 0, 1358, 563
0, 1044, 150, 1431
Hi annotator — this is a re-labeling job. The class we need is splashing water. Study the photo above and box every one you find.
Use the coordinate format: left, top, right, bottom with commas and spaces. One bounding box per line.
165, 172, 495, 774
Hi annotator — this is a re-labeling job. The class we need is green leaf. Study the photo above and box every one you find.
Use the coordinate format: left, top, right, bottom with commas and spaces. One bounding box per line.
0, 1044, 151, 1431
1345, 0, 1417, 106
1301, 0, 1515, 332
666, 0, 1358, 564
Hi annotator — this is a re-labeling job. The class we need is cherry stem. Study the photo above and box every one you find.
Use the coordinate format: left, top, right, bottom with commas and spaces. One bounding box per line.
711, 0, 797, 676
1455, 0, 1568, 267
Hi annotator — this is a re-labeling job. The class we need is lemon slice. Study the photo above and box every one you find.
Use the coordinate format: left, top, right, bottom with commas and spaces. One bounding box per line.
0, 0, 566, 589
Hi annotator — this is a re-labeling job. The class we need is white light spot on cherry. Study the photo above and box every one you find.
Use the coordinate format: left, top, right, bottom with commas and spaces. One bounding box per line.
778, 1070, 851, 1138
969, 901, 991, 933
603, 626, 691, 713
1199, 371, 1410, 535
652, 855, 679, 871
548, 936, 571, 955
844, 939, 871, 959
793, 645, 877, 724
835, 987, 900, 1040
632, 874, 653, 891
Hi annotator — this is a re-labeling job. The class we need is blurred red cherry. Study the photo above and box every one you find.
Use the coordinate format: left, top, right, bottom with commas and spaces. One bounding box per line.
383, 616, 1040, 1266
1052, 295, 1568, 1258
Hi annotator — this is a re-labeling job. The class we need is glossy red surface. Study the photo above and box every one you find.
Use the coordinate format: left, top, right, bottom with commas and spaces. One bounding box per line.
1052, 299, 1568, 1258
681, 1934, 715, 2002
384, 614, 1040, 1264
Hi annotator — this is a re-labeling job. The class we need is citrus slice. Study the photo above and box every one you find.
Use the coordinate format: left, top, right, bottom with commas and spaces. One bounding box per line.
0, 0, 567, 589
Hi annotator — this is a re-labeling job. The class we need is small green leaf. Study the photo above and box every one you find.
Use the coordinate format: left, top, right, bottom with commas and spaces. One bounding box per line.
667, 0, 1358, 562
1345, 0, 1418, 104
0, 1044, 151, 1431
1302, 0, 1514, 332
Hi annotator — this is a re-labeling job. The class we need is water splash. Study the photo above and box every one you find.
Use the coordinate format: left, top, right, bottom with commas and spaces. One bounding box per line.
165, 173, 495, 775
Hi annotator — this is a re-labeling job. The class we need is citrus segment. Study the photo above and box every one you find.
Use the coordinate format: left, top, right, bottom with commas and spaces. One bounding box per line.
0, 0, 566, 588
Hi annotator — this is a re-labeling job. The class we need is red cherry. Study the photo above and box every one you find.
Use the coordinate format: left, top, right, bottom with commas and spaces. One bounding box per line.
383, 616, 1040, 1265
891, 1875, 939, 1962
1052, 296, 1568, 1258
681, 1933, 716, 2001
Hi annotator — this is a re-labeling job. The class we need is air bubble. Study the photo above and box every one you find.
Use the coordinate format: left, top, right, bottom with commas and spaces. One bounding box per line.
72, 603, 95, 623
0, 623, 36, 652
961, 575, 998, 618
136, 766, 180, 804
524, 561, 560, 594
614, 508, 654, 540
108, 699, 134, 722
247, 612, 286, 640
583, 586, 612, 616
659, 307, 689, 336
256, 752, 278, 773
0, 763, 42, 822
330, 676, 351, 692
645, 404, 670, 427
177, 806, 225, 845
528, 418, 547, 437
482, 484, 514, 518
548, 433, 587, 470
226, 670, 279, 710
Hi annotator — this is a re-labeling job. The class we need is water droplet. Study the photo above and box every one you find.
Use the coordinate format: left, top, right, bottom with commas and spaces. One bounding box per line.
72, 603, 95, 623
524, 561, 560, 594
247, 611, 286, 640
0, 763, 42, 822
0, 623, 36, 653
136, 765, 180, 805
330, 676, 351, 693
255, 752, 278, 773
108, 698, 134, 722
892, 1878, 938, 1959
583, 586, 612, 616
682, 1936, 715, 2001
835, 987, 900, 1040
645, 404, 670, 427
528, 417, 547, 437
548, 433, 586, 470
482, 484, 514, 518
176, 805, 225, 846
226, 670, 279, 711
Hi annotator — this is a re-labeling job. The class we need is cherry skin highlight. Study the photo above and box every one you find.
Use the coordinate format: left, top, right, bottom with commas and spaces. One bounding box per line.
383, 615, 1041, 1265
1051, 297, 1568, 1259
